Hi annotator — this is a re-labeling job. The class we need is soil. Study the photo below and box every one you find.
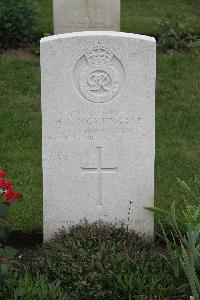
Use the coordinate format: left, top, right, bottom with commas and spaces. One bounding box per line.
6, 230, 42, 249
0, 49, 37, 60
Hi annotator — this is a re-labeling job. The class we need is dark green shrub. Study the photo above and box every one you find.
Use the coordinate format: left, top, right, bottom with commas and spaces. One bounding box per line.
0, 0, 39, 50
28, 222, 183, 299
157, 12, 200, 52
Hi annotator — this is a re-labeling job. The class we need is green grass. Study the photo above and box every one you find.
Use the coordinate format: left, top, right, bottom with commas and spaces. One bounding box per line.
0, 56, 42, 231
37, 0, 53, 35
121, 0, 200, 35
156, 51, 200, 210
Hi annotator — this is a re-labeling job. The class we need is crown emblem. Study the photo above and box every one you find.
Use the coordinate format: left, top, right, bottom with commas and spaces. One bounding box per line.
74, 43, 124, 103
85, 44, 113, 66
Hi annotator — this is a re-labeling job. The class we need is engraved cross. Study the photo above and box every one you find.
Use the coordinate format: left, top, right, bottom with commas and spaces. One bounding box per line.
81, 147, 117, 207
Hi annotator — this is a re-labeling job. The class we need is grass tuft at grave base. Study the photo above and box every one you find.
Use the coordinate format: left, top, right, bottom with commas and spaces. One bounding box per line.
0, 50, 199, 232
26, 221, 185, 299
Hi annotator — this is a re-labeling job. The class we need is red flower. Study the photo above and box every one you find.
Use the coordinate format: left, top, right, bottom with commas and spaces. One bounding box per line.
0, 170, 5, 178
3, 188, 22, 201
0, 179, 13, 189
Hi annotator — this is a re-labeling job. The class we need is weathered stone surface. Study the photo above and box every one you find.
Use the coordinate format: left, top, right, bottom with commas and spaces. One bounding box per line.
53, 0, 120, 34
41, 32, 156, 240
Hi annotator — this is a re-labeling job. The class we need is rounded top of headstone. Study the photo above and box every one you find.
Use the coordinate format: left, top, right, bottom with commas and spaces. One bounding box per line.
40, 31, 156, 44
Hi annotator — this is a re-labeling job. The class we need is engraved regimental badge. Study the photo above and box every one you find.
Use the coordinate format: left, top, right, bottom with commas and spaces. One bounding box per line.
73, 43, 125, 103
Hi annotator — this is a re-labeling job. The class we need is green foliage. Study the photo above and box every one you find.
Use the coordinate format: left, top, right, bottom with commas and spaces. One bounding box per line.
0, 271, 69, 300
0, 246, 17, 277
13, 273, 69, 300
0, 246, 17, 260
28, 222, 182, 299
0, 205, 9, 219
157, 12, 200, 52
0, 203, 10, 242
0, 205, 9, 241
145, 178, 200, 298
0, 0, 40, 50
180, 245, 200, 299
0, 243, 65, 300
112, 256, 181, 299
145, 178, 200, 232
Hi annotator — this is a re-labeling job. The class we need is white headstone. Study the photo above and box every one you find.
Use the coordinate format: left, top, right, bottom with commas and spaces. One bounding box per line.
41, 31, 156, 240
53, 0, 120, 34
